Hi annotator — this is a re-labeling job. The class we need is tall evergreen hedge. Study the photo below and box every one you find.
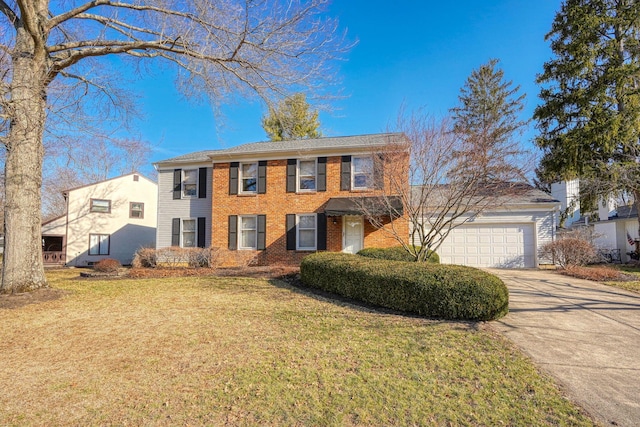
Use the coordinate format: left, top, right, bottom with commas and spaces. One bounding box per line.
300, 252, 508, 321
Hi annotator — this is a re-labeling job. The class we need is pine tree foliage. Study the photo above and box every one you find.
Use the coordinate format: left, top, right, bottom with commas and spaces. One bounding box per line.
261, 93, 321, 141
450, 59, 529, 182
534, 0, 640, 214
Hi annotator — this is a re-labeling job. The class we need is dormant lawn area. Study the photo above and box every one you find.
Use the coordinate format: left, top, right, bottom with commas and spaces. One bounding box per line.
0, 270, 594, 426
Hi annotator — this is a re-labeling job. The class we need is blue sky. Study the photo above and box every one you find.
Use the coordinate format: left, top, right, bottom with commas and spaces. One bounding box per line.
139, 1, 561, 165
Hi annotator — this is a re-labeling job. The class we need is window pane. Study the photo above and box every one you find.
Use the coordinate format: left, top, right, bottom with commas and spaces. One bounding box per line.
354, 174, 369, 188
299, 230, 315, 248
353, 157, 372, 173
99, 235, 109, 254
183, 169, 197, 183
299, 160, 315, 176
299, 215, 316, 229
241, 230, 256, 248
241, 216, 256, 230
242, 163, 257, 177
183, 232, 196, 247
89, 235, 99, 255
183, 219, 196, 232
242, 178, 257, 192
299, 177, 316, 190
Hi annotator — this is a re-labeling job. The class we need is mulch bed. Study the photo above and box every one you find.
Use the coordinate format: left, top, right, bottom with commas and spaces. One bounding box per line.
127, 265, 300, 280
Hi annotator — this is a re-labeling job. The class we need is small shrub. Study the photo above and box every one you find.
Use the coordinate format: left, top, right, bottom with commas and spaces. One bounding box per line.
132, 247, 220, 269
93, 258, 121, 273
358, 246, 439, 263
132, 247, 157, 268
540, 236, 598, 268
301, 252, 508, 321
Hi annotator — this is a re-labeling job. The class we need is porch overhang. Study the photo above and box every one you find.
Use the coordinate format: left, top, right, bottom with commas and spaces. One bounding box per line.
324, 196, 403, 217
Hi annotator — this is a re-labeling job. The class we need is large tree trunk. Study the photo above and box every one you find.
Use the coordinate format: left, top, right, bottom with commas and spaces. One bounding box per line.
1, 26, 48, 293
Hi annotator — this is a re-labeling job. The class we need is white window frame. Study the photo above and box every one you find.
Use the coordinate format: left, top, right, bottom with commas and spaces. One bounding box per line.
238, 215, 258, 250
182, 169, 198, 198
351, 155, 374, 190
296, 213, 317, 251
89, 234, 110, 255
181, 218, 197, 248
297, 158, 317, 192
239, 162, 258, 194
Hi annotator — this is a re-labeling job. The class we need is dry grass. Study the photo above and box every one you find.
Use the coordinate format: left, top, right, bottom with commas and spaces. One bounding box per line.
0, 269, 595, 426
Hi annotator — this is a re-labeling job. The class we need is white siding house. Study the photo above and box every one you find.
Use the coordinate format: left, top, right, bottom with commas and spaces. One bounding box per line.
153, 150, 216, 249
41, 173, 157, 266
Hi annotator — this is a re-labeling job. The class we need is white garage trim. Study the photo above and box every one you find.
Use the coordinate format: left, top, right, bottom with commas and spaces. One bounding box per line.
436, 223, 537, 268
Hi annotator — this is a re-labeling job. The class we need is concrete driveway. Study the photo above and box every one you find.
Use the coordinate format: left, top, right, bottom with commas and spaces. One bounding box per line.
488, 269, 640, 427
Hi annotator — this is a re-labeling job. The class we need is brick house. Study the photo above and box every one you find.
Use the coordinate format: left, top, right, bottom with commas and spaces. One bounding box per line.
154, 133, 409, 266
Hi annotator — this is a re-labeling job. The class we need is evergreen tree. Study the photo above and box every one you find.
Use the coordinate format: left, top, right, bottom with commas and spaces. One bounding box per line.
262, 93, 322, 141
450, 59, 529, 182
534, 0, 640, 215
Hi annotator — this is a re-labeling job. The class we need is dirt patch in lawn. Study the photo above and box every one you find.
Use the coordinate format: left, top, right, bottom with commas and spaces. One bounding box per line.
0, 287, 68, 310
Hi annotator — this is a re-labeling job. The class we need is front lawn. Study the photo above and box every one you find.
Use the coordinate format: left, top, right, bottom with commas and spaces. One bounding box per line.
0, 270, 594, 426
605, 264, 640, 293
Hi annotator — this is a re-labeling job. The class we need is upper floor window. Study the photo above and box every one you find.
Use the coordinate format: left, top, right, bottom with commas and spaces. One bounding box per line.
298, 159, 317, 191
130, 202, 144, 219
182, 169, 198, 197
297, 214, 317, 250
90, 199, 111, 213
239, 215, 257, 250
240, 162, 258, 194
352, 156, 373, 190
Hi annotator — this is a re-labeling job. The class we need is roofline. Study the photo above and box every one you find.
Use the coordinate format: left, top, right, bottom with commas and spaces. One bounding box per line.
42, 214, 66, 226
61, 172, 157, 195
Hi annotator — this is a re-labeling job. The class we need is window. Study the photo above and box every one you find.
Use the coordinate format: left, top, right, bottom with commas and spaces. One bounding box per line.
297, 214, 317, 250
352, 156, 373, 190
89, 234, 110, 255
239, 216, 258, 249
182, 169, 198, 197
298, 159, 317, 191
130, 202, 144, 219
181, 219, 196, 247
239, 162, 258, 193
90, 199, 111, 213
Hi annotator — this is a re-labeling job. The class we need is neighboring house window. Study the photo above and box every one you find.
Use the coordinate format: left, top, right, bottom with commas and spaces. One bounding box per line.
239, 215, 258, 250
297, 214, 317, 250
90, 199, 111, 213
240, 162, 258, 193
352, 156, 373, 190
182, 219, 196, 247
298, 159, 317, 191
182, 169, 198, 197
89, 234, 110, 255
130, 202, 144, 219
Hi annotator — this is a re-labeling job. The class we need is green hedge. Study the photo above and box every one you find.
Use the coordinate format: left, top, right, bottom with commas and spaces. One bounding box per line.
357, 246, 439, 263
300, 252, 508, 321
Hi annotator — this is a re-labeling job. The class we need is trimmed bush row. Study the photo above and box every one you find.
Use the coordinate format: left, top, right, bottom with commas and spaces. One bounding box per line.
300, 252, 508, 321
357, 246, 440, 263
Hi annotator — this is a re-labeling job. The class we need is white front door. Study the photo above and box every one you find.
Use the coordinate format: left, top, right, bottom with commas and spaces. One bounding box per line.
343, 215, 364, 254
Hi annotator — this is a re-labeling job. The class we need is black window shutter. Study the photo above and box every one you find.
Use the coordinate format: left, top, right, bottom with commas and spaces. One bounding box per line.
286, 159, 297, 193
317, 213, 327, 250
374, 154, 384, 190
286, 214, 296, 250
258, 161, 267, 194
197, 217, 206, 248
317, 157, 327, 192
173, 169, 182, 199
198, 168, 207, 198
257, 215, 266, 250
229, 162, 239, 195
341, 155, 351, 191
228, 215, 238, 250
171, 218, 180, 246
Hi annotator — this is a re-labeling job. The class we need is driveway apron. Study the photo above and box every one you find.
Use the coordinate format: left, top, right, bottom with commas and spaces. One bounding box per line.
489, 269, 640, 427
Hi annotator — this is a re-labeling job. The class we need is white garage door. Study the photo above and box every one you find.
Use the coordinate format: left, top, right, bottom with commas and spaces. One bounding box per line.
436, 223, 536, 268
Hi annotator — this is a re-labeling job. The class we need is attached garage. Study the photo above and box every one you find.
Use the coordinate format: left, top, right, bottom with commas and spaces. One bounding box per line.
436, 223, 536, 268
